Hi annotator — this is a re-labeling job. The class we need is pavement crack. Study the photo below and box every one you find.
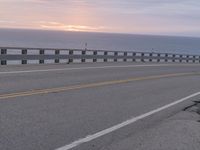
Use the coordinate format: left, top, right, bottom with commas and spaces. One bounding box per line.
183, 100, 200, 111
183, 100, 200, 123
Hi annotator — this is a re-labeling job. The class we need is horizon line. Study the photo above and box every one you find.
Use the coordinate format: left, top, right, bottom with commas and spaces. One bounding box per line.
0, 27, 200, 39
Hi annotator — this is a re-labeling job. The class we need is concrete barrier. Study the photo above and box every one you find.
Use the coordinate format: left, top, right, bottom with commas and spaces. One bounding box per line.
0, 47, 200, 65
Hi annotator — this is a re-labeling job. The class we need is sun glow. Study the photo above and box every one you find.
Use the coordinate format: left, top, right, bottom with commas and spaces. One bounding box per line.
37, 0, 104, 32
40, 22, 104, 32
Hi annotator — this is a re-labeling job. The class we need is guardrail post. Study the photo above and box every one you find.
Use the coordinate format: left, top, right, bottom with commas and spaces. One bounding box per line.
179, 55, 182, 63
193, 56, 196, 63
165, 54, 168, 62
172, 54, 175, 62
104, 51, 107, 62
81, 51, 86, 63
22, 49, 27, 64
39, 49, 45, 64
124, 52, 127, 62
68, 50, 73, 63
186, 55, 189, 63
132, 53, 136, 62
141, 53, 144, 62
55, 50, 60, 63
93, 51, 97, 62
157, 54, 160, 62
114, 52, 118, 62
149, 53, 152, 62
1, 49, 7, 65
199, 56, 200, 63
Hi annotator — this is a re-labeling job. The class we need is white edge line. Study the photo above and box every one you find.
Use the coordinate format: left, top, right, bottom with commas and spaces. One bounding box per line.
55, 91, 200, 150
0, 64, 192, 75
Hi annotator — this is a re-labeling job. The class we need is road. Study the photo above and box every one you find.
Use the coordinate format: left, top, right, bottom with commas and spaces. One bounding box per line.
0, 62, 200, 150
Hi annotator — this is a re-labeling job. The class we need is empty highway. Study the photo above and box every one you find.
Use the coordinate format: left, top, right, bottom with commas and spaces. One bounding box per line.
1, 62, 200, 150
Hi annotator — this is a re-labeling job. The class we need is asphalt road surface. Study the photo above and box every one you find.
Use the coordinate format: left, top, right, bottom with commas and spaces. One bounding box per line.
1, 62, 200, 150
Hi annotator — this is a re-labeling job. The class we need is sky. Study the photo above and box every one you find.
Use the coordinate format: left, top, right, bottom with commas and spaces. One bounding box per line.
0, 0, 200, 37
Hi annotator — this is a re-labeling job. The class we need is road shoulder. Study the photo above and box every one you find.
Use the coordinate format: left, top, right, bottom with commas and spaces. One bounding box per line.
101, 102, 200, 150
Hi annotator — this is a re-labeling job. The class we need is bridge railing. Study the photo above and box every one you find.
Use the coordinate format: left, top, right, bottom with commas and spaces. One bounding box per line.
1, 47, 200, 65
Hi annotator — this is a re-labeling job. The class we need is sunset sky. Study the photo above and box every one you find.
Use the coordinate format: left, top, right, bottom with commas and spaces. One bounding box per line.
0, 0, 200, 36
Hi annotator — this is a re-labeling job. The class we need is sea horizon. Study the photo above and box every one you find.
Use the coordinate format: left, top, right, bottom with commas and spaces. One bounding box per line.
0, 28, 200, 55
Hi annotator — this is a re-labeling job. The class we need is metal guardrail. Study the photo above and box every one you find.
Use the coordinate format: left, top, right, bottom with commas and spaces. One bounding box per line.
0, 47, 200, 65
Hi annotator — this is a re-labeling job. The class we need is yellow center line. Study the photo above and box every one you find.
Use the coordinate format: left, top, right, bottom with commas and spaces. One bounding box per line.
0, 72, 198, 100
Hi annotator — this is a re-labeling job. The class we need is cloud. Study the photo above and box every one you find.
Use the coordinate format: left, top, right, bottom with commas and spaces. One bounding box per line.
0, 20, 16, 24
26, 0, 64, 3
1, 0, 200, 36
20, 0, 200, 18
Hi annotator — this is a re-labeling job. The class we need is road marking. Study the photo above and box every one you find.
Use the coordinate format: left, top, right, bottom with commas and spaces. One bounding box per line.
0, 64, 198, 75
0, 72, 198, 100
55, 91, 200, 150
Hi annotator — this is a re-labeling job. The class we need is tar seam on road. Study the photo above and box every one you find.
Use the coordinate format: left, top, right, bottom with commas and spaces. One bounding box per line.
0, 64, 199, 75
0, 72, 198, 100
55, 91, 200, 150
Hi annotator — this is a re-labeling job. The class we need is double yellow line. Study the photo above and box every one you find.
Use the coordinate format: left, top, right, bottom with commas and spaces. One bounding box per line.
0, 72, 198, 100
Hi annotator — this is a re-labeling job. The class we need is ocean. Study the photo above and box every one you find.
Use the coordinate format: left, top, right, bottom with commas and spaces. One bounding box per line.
0, 28, 200, 55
